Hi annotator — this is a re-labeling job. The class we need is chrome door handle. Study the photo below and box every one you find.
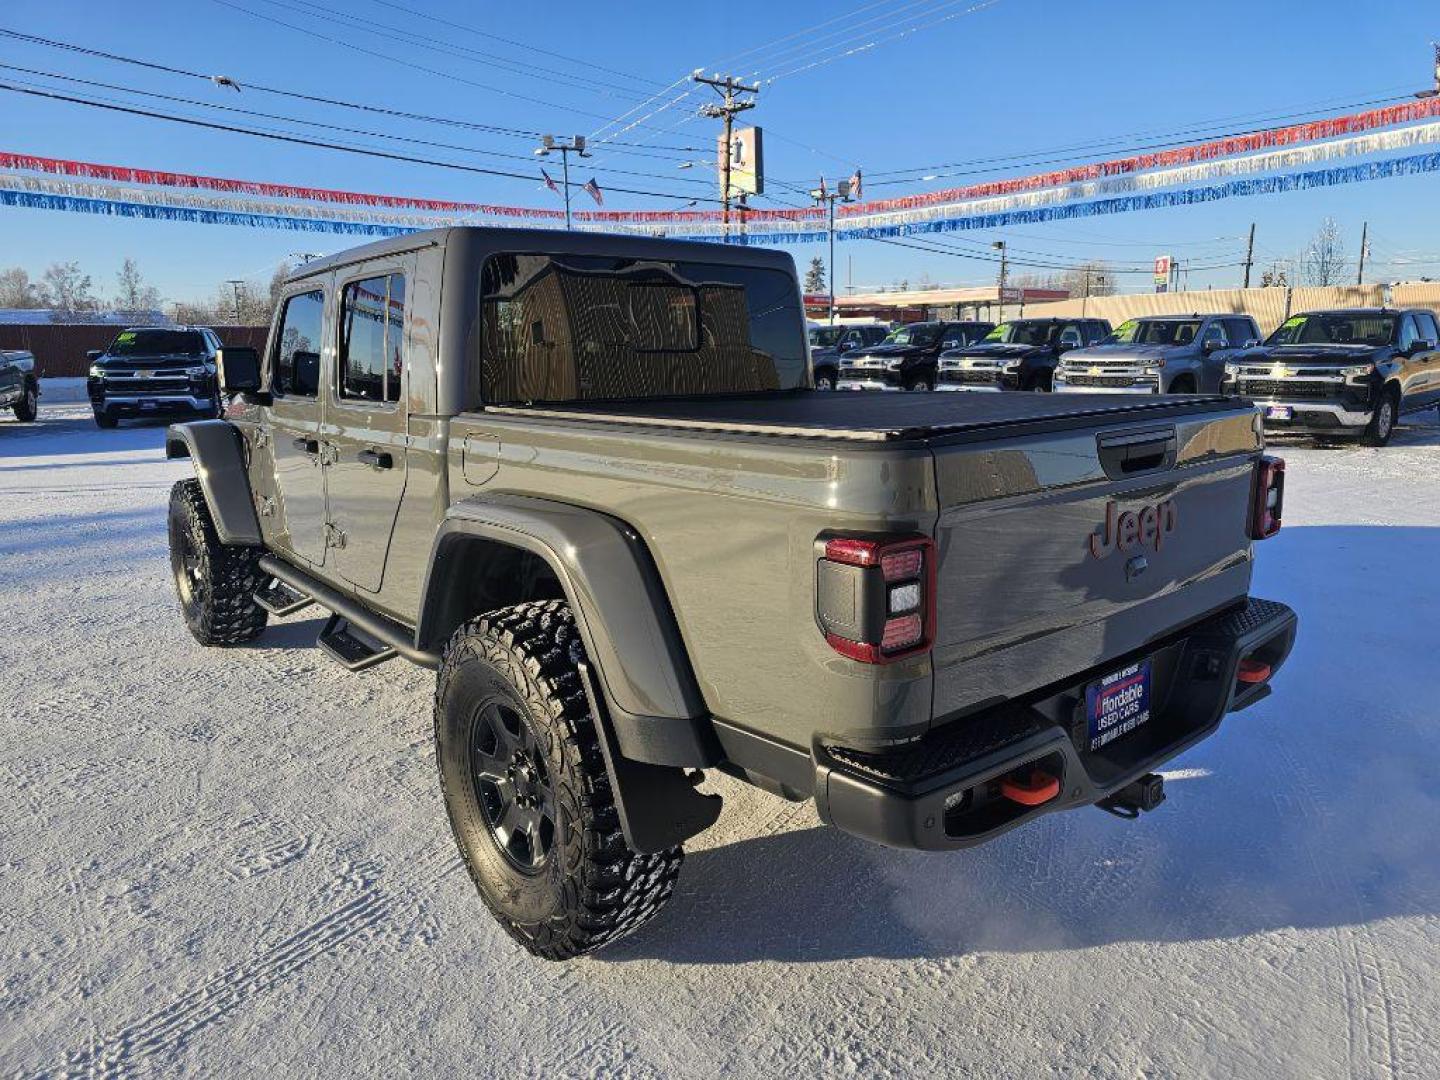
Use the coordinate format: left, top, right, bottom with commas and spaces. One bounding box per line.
358, 448, 393, 469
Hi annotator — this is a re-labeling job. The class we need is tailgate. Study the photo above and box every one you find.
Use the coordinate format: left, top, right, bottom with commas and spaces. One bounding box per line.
928, 404, 1262, 720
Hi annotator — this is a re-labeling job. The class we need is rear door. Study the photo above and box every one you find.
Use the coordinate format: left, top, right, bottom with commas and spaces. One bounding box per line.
322, 265, 411, 593
1411, 311, 1440, 406
265, 288, 329, 566
927, 404, 1261, 717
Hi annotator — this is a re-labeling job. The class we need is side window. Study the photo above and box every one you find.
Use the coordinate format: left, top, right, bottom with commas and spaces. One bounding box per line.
1398, 314, 1420, 351
1225, 319, 1254, 346
1085, 321, 1106, 344
339, 274, 406, 403
1059, 324, 1084, 348
274, 290, 325, 398
1414, 312, 1439, 344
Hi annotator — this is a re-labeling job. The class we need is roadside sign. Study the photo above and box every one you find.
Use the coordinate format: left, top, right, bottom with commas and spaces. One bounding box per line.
1154, 255, 1173, 292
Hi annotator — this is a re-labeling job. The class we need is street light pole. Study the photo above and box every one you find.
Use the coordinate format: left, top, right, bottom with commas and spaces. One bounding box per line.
992, 241, 1007, 323
812, 178, 856, 325
535, 135, 591, 230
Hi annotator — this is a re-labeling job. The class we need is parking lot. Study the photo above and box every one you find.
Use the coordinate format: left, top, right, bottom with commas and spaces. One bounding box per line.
2, 402, 1438, 1079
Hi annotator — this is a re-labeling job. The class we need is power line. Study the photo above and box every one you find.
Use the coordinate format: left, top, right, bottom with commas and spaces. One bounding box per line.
0, 81, 726, 204
234, 0, 660, 102
0, 27, 708, 156
0, 64, 725, 190
205, 0, 684, 129
351, 0, 668, 91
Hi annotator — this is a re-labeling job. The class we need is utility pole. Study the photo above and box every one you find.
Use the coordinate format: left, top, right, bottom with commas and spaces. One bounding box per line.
693, 72, 759, 230
1242, 223, 1256, 288
1417, 43, 1440, 98
535, 135, 591, 230
992, 240, 1008, 323
811, 177, 857, 324
224, 279, 245, 323
1357, 221, 1369, 285
1080, 268, 1106, 318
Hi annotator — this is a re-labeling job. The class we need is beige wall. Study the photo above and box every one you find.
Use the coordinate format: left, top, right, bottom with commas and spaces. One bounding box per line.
1021, 283, 1440, 336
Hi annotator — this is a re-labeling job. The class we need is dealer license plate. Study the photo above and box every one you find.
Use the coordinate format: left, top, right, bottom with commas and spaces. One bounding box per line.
1265, 405, 1294, 420
1086, 660, 1152, 752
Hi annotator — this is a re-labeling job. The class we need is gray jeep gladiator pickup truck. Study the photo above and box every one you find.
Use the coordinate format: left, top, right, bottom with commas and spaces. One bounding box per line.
166, 227, 1296, 960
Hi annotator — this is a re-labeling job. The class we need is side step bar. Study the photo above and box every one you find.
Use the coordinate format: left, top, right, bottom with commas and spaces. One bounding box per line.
256, 555, 440, 670
254, 576, 314, 616
317, 613, 399, 671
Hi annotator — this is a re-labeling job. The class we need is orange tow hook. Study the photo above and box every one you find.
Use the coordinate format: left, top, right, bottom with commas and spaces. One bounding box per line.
1000, 768, 1061, 807
1236, 658, 1272, 684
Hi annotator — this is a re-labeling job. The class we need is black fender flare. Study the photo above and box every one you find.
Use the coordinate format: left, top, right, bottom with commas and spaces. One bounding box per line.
416, 494, 718, 769
165, 421, 262, 546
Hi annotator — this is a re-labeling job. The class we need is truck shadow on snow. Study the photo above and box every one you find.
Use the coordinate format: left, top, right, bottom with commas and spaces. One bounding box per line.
606, 523, 1440, 964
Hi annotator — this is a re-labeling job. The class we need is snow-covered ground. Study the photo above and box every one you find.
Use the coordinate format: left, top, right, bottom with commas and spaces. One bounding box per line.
2, 402, 1438, 1079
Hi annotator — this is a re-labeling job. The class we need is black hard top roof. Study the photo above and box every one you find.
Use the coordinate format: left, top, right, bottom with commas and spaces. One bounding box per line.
288, 226, 796, 283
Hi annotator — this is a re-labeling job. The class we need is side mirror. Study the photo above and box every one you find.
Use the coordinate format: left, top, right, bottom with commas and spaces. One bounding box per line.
86, 349, 102, 361
1410, 339, 1435, 356
293, 350, 321, 396
1243, 338, 1260, 349
1203, 338, 1223, 354
217, 345, 262, 396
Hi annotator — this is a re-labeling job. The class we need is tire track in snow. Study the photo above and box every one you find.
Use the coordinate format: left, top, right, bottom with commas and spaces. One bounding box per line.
42, 843, 458, 1079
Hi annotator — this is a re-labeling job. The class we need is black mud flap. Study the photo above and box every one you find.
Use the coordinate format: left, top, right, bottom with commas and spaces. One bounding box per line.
578, 662, 722, 854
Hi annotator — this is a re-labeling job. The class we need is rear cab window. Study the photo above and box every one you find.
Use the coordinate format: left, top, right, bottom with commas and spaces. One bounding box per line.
338, 274, 407, 404
476, 253, 807, 406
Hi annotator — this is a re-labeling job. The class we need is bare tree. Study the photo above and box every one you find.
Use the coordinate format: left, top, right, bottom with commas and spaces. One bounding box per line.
0, 267, 42, 308
113, 258, 161, 314
40, 261, 99, 317
1301, 219, 1348, 286
1058, 261, 1116, 298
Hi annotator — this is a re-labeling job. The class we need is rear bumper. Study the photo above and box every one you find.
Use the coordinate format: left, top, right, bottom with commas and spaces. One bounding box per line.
814, 596, 1297, 850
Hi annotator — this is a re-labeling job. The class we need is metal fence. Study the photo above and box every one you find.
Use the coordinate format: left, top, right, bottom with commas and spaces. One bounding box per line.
1021, 284, 1440, 336
0, 323, 271, 377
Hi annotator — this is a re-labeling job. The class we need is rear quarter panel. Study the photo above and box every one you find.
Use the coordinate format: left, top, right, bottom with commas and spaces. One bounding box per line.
447, 412, 939, 749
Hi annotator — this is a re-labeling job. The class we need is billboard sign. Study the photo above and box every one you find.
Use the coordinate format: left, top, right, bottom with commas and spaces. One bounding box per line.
720, 126, 764, 196
1154, 255, 1173, 293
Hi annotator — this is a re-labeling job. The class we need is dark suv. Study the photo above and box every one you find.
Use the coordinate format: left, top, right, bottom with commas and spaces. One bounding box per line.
938, 318, 1111, 392
0, 349, 39, 422
836, 321, 994, 391
809, 324, 889, 390
87, 327, 225, 428
1221, 308, 1440, 446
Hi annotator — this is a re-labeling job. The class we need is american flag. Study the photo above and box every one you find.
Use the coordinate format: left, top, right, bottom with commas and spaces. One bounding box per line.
541, 168, 559, 194
583, 177, 604, 206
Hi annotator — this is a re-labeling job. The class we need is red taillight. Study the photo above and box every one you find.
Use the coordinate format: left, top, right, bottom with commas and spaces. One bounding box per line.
1249, 455, 1285, 540
818, 535, 936, 664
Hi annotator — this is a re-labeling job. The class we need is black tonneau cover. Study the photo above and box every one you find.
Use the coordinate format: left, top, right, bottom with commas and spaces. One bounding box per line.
487, 391, 1245, 443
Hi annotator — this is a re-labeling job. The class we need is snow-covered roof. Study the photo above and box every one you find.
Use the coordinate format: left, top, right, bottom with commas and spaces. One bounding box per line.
0, 308, 171, 326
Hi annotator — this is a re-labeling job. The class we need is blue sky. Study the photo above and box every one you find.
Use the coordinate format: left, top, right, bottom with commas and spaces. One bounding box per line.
2, 0, 1437, 307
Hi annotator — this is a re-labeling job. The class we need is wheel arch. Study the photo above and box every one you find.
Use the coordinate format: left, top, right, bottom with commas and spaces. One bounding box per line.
164, 420, 262, 546
416, 495, 718, 768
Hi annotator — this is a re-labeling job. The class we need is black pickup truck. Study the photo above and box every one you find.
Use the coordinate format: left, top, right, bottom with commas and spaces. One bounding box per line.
87, 326, 226, 429
836, 320, 993, 391
938, 317, 1112, 392
1221, 308, 1440, 445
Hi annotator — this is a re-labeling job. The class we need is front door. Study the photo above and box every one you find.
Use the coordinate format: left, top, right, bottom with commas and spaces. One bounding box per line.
323, 269, 410, 593
266, 288, 328, 566
0, 350, 21, 406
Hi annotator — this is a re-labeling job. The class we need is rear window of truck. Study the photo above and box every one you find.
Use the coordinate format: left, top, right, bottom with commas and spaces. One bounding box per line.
477, 254, 807, 405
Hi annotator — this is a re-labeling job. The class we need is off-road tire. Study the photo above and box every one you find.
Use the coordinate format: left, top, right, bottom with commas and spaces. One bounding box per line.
167, 479, 268, 646
435, 600, 683, 960
904, 374, 935, 392
13, 384, 37, 422
814, 371, 836, 391
94, 412, 118, 429
1361, 386, 1398, 447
